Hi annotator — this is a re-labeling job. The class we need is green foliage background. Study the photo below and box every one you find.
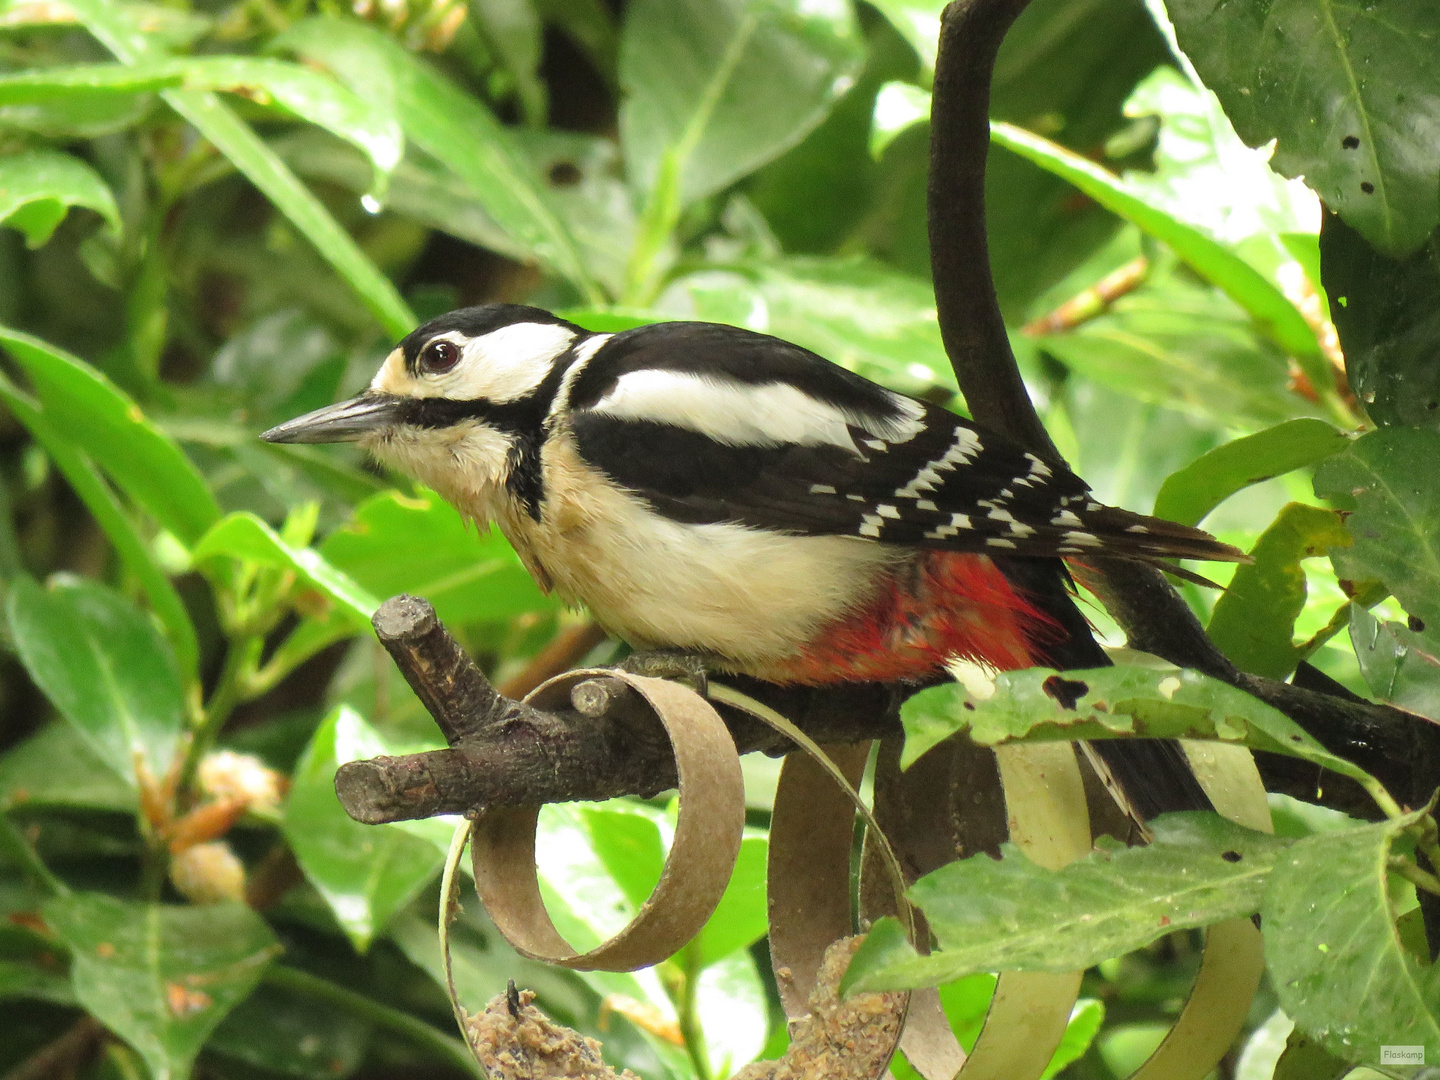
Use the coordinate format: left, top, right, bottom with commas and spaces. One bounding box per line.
0, 0, 1437, 1077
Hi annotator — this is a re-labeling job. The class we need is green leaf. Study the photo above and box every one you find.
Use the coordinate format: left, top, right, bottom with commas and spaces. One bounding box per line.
1263, 812, 1440, 1063
44, 893, 280, 1080
1313, 428, 1440, 631
1167, 0, 1440, 256
0, 149, 120, 248
1043, 998, 1105, 1079
0, 957, 75, 1006
694, 832, 768, 969
63, 0, 415, 339
899, 662, 1375, 793
581, 800, 769, 969
283, 707, 444, 951
320, 489, 554, 626
1350, 603, 1440, 721
0, 370, 198, 677
7, 576, 184, 787
0, 721, 137, 813
1272, 1028, 1351, 1080
991, 121, 1320, 360
1320, 215, 1440, 430
0, 59, 402, 196
1036, 259, 1309, 430
1206, 503, 1351, 679
843, 813, 1289, 993
1154, 419, 1350, 527
193, 512, 379, 630
619, 0, 863, 206
0, 325, 220, 546
274, 17, 600, 302
659, 257, 957, 397
206, 979, 369, 1080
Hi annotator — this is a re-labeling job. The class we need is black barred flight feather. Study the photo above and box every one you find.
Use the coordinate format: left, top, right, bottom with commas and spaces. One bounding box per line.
564, 323, 1246, 571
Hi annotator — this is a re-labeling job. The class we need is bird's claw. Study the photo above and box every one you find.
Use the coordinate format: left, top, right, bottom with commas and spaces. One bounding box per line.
615, 650, 711, 697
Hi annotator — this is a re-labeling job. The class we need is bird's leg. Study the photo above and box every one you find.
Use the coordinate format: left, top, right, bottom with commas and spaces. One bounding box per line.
614, 649, 713, 696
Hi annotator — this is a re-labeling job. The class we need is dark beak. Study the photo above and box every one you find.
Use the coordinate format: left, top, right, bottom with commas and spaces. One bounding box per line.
259, 394, 402, 444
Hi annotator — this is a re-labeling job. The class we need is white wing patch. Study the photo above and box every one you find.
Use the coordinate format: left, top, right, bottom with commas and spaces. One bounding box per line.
588, 369, 914, 454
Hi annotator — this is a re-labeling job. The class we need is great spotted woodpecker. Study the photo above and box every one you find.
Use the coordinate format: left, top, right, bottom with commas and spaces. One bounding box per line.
263, 304, 1245, 816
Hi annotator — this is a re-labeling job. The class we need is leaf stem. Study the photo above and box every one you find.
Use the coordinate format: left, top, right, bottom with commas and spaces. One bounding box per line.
673, 943, 711, 1080
263, 964, 481, 1076
174, 634, 263, 798
1388, 855, 1440, 897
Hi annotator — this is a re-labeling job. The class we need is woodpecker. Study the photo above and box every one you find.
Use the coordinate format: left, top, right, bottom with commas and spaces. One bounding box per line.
263, 304, 1245, 817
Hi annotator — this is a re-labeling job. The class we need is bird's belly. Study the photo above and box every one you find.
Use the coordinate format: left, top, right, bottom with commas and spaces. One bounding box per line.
498, 446, 904, 668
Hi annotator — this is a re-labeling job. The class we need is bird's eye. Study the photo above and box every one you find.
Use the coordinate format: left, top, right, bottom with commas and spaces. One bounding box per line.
419, 339, 460, 374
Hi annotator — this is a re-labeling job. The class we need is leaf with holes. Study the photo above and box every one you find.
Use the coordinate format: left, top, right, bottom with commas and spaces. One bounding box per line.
1263, 811, 1440, 1063
7, 576, 184, 787
899, 662, 1373, 794
1167, 0, 1440, 256
45, 893, 279, 1080
844, 813, 1289, 993
1313, 428, 1440, 632
1349, 603, 1440, 721
284, 707, 444, 951
1206, 503, 1351, 679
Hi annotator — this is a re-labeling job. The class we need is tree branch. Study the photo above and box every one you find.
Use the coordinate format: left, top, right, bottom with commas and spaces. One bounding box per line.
337, 597, 1429, 825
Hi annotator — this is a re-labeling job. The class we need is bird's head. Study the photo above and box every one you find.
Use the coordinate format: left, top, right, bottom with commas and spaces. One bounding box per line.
260, 304, 582, 503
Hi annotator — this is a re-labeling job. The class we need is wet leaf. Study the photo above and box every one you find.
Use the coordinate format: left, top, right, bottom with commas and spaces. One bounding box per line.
1320, 214, 1440, 430
1168, 0, 1440, 256
899, 662, 1373, 793
844, 813, 1288, 993
45, 893, 279, 1080
1313, 428, 1440, 632
1263, 812, 1440, 1063
1349, 603, 1440, 721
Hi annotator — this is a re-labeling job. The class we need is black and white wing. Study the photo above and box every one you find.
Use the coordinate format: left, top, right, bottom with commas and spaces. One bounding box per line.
562, 322, 1244, 566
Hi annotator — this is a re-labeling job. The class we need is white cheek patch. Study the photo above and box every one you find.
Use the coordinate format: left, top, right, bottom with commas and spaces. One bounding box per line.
590, 370, 913, 455
445, 323, 576, 403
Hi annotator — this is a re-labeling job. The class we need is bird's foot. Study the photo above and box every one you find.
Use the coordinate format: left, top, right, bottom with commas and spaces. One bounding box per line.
615, 650, 712, 696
